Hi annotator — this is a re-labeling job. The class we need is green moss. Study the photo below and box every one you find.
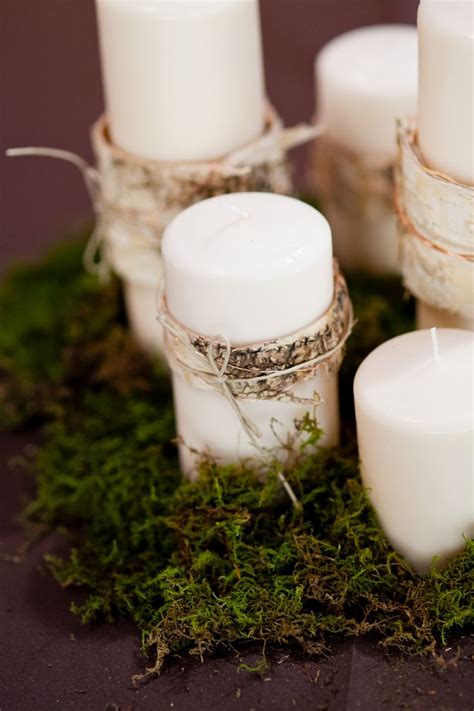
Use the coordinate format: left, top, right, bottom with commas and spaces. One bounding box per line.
1, 234, 472, 674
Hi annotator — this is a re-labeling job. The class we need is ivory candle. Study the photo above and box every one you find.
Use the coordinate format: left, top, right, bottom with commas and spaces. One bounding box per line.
354, 329, 474, 574
108, 235, 165, 356
418, 0, 474, 185
96, 0, 265, 161
162, 192, 340, 476
314, 25, 418, 273
316, 25, 418, 160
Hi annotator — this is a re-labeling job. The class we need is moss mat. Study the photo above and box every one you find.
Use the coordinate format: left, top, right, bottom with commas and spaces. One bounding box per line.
1, 235, 472, 675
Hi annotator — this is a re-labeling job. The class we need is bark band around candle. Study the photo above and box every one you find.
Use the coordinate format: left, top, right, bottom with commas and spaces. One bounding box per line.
158, 262, 352, 443
91, 104, 322, 277
314, 136, 394, 218
394, 120, 474, 321
312, 136, 399, 275
7, 105, 322, 281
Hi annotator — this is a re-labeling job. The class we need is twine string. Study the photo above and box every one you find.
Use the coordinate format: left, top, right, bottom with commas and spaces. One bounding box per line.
224, 118, 325, 168
6, 146, 110, 280
158, 300, 353, 393
157, 303, 300, 509
6, 113, 324, 284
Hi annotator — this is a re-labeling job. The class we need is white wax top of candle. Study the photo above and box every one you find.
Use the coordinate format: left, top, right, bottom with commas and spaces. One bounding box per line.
355, 329, 474, 432
417, 0, 474, 184
96, 0, 265, 161
162, 193, 334, 343
100, 0, 242, 18
315, 25, 418, 159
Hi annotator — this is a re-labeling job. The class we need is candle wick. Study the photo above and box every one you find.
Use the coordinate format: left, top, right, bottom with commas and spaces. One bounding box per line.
430, 327, 441, 364
204, 203, 251, 247
224, 203, 251, 222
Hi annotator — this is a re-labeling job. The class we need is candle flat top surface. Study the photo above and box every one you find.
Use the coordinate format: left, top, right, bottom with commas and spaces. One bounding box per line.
316, 24, 418, 96
97, 0, 250, 18
162, 193, 332, 281
354, 329, 474, 432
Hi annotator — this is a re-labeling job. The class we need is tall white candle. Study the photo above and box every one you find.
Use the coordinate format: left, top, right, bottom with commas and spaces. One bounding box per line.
112, 247, 165, 356
316, 25, 418, 161
162, 192, 340, 475
96, 0, 266, 161
354, 329, 474, 574
418, 0, 474, 185
314, 25, 418, 274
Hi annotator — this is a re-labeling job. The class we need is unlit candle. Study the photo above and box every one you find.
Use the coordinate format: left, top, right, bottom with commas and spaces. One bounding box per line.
354, 328, 474, 574
315, 25, 418, 161
96, 0, 266, 161
162, 192, 340, 476
418, 0, 474, 185
314, 25, 418, 274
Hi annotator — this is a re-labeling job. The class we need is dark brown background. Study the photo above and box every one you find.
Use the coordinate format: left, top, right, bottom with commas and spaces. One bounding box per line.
1, 0, 418, 272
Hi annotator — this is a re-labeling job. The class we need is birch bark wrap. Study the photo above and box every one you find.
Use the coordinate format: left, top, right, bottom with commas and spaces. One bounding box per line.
313, 136, 397, 274
395, 120, 474, 320
92, 105, 320, 276
159, 262, 353, 405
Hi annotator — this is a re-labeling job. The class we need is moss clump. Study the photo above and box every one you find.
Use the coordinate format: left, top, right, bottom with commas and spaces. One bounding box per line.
0, 236, 157, 429
1, 235, 472, 673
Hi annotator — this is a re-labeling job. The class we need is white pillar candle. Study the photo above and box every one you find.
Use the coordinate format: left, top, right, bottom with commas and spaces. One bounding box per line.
96, 0, 266, 161
354, 329, 474, 574
111, 242, 165, 356
162, 192, 340, 476
123, 278, 163, 356
314, 25, 418, 274
316, 25, 418, 162
418, 0, 474, 186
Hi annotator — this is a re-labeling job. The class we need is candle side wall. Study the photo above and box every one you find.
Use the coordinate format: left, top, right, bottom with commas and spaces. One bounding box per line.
96, 0, 266, 161
416, 301, 474, 332
315, 25, 418, 160
174, 370, 340, 477
162, 193, 340, 474
354, 328, 474, 573
355, 409, 474, 573
417, 1, 474, 185
162, 193, 334, 344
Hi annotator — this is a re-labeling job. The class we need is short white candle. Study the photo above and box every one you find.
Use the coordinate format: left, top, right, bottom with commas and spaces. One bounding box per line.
418, 0, 474, 185
162, 192, 340, 475
96, 0, 265, 161
314, 25, 417, 274
354, 329, 474, 574
315, 25, 418, 161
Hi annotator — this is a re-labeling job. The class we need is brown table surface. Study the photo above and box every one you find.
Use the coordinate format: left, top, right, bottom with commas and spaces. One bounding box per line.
1, 431, 473, 711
